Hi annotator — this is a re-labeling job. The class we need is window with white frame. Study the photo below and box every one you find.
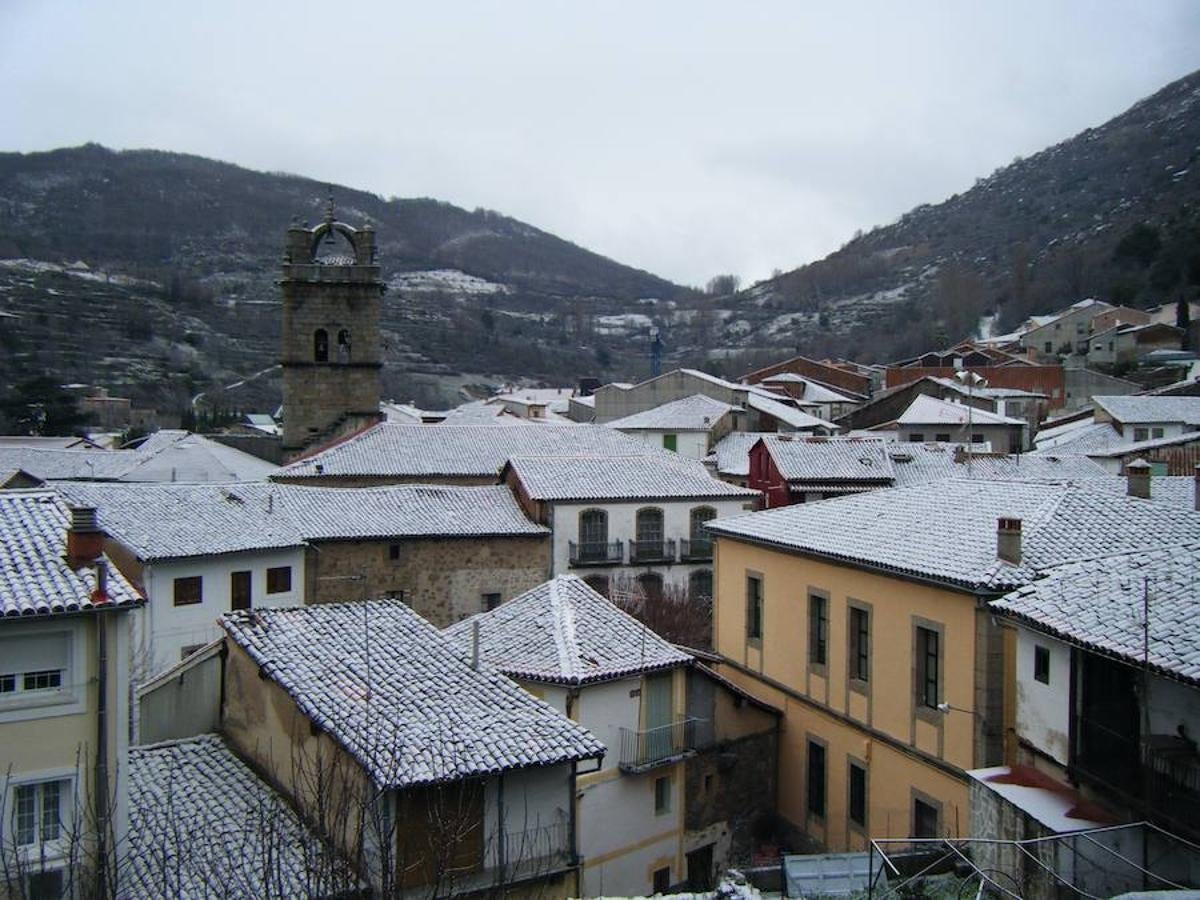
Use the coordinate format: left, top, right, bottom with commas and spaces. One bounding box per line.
12, 779, 69, 847
0, 632, 70, 709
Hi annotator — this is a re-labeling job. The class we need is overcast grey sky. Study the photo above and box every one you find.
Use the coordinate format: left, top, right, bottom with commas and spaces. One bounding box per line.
3, 2, 1198, 286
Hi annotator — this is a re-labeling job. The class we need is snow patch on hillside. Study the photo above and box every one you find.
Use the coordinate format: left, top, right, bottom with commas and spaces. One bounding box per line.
388, 269, 509, 295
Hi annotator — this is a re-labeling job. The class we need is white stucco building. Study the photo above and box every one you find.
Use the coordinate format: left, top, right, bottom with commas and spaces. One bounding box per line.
501, 454, 758, 602
56, 482, 306, 680
446, 576, 698, 895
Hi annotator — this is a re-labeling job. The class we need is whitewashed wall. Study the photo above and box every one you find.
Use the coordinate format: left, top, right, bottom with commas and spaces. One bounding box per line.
614, 429, 711, 461
138, 547, 306, 678
1014, 626, 1072, 766
549, 497, 751, 588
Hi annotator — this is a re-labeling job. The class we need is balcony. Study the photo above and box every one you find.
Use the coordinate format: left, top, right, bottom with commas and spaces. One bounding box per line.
568, 540, 623, 567
628, 538, 676, 565
679, 538, 713, 562
446, 822, 573, 894
619, 717, 706, 773
1074, 719, 1200, 837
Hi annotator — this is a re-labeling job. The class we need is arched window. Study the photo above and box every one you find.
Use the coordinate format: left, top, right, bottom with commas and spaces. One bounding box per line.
578, 509, 608, 562
637, 572, 664, 605
337, 329, 351, 363
634, 507, 664, 562
313, 329, 329, 362
583, 575, 610, 598
689, 569, 713, 604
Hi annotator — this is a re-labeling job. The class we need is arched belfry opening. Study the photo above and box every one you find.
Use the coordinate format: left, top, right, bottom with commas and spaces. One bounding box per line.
279, 193, 385, 460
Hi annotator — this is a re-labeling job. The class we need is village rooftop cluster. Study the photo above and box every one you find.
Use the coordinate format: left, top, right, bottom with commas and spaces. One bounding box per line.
2, 212, 1199, 898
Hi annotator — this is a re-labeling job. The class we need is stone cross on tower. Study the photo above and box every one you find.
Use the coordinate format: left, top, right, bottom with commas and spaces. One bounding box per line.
279, 198, 384, 459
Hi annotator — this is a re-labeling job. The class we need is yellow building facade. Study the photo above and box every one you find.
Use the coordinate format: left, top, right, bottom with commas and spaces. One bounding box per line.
711, 538, 1003, 850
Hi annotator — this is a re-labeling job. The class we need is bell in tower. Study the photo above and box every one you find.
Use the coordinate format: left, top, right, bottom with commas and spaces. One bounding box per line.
279, 195, 385, 459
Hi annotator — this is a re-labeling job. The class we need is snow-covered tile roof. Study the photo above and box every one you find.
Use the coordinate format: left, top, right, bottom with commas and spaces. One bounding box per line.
707, 432, 775, 477
992, 542, 1200, 685
121, 432, 279, 482
444, 575, 691, 685
746, 393, 837, 431
275, 424, 659, 479
605, 394, 736, 431
765, 439, 894, 484
277, 483, 545, 539
437, 399, 527, 426
1029, 422, 1125, 456
897, 394, 1024, 427
505, 455, 758, 502
707, 479, 1200, 592
55, 481, 544, 559
928, 377, 1046, 400
1073, 475, 1198, 512
1087, 430, 1200, 457
0, 431, 277, 484
0, 491, 142, 617
1093, 395, 1200, 427
124, 734, 359, 899
220, 600, 605, 788
761, 374, 860, 403
886, 445, 1110, 488
0, 447, 142, 480
55, 482, 305, 561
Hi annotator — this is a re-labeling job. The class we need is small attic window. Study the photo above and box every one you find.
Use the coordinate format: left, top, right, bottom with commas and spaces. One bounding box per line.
314, 329, 329, 362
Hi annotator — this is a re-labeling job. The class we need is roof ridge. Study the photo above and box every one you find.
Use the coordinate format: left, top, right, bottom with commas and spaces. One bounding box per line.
549, 578, 581, 681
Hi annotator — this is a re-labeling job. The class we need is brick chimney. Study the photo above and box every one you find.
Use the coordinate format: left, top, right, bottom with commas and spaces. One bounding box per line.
997, 517, 1022, 565
67, 506, 104, 569
1125, 458, 1152, 500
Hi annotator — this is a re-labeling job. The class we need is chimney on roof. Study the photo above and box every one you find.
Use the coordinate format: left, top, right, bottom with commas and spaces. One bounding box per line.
997, 517, 1022, 565
471, 619, 481, 670
67, 506, 104, 569
1125, 458, 1152, 500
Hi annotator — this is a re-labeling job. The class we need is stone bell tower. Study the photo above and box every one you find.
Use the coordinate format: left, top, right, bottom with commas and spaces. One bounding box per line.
280, 196, 385, 459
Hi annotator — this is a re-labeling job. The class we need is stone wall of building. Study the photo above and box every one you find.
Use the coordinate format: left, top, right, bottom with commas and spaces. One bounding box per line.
304, 535, 550, 627
685, 730, 778, 868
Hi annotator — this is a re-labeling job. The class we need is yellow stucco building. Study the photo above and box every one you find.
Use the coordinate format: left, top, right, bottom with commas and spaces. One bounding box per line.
706, 478, 1199, 851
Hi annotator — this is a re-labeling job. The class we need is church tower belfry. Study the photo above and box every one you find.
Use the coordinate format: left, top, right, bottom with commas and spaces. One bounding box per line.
279, 197, 384, 459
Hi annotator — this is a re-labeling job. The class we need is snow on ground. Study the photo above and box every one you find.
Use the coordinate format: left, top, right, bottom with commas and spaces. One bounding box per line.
830, 284, 909, 310
764, 311, 816, 335
0, 258, 160, 288
595, 312, 654, 334
388, 269, 509, 295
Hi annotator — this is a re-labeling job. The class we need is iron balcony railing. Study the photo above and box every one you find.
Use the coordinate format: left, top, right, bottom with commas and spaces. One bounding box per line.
628, 538, 676, 564
568, 540, 623, 566
679, 538, 713, 561
444, 822, 572, 894
618, 717, 706, 773
1074, 718, 1200, 835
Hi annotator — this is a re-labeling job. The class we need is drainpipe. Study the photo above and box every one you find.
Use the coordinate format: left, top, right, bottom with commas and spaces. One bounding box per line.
496, 772, 507, 889
93, 561, 111, 900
